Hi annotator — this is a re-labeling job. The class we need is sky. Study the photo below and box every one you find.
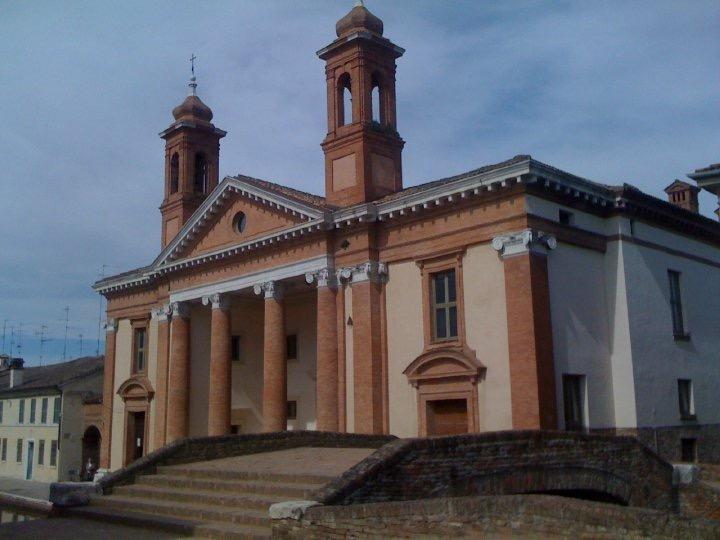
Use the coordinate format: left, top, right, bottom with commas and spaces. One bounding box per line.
0, 0, 718, 366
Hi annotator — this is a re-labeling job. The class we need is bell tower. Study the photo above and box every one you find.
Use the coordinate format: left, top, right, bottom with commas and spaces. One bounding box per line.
159, 75, 226, 248
318, 1, 405, 207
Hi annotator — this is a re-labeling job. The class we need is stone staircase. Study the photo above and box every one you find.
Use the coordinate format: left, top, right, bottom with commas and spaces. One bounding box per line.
88, 462, 334, 539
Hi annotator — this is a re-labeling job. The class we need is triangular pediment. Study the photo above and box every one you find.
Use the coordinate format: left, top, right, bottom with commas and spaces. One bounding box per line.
153, 176, 327, 268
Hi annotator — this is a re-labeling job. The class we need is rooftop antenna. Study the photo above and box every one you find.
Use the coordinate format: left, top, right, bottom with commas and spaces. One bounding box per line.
15, 323, 22, 357
8, 326, 15, 356
62, 306, 70, 360
188, 53, 198, 96
1, 319, 7, 354
78, 333, 83, 356
96, 264, 110, 356
35, 325, 49, 366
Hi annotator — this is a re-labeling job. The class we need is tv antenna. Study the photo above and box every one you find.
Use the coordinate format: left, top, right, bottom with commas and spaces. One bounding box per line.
35, 325, 49, 366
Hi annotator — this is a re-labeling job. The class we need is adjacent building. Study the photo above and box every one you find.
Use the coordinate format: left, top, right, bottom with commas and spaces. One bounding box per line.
0, 355, 103, 482
94, 3, 720, 471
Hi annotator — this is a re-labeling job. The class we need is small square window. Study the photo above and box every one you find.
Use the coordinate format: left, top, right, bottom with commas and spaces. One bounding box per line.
681, 438, 697, 462
231, 335, 242, 362
286, 335, 298, 361
287, 401, 297, 420
559, 209, 574, 226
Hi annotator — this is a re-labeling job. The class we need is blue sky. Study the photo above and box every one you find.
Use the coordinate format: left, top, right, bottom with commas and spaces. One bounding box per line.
1, 0, 718, 365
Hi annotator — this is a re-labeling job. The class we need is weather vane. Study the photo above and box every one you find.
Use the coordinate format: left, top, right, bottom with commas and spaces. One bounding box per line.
190, 53, 197, 77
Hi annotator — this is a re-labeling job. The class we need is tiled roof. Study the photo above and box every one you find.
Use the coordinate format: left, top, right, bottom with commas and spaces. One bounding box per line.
234, 175, 337, 211
0, 356, 103, 395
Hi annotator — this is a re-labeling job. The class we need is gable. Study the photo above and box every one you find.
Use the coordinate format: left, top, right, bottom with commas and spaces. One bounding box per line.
183, 195, 305, 259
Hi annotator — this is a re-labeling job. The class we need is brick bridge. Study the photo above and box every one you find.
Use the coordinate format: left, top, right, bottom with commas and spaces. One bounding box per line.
315, 430, 676, 511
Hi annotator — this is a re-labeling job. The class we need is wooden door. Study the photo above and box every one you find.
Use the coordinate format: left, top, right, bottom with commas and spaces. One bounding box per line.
427, 399, 468, 436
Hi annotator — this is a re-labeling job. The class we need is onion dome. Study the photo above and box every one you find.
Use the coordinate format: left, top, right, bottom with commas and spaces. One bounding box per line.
336, 0, 383, 38
172, 77, 213, 122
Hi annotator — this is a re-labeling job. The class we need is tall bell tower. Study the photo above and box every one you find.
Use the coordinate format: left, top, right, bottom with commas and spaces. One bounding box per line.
318, 1, 405, 207
159, 75, 226, 247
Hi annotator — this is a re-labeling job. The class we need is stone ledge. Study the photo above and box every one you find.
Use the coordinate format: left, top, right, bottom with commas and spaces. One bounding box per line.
269, 500, 321, 520
49, 481, 101, 507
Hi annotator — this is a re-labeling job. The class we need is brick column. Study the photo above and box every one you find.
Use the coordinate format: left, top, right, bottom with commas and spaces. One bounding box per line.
203, 293, 232, 436
166, 302, 191, 442
99, 318, 117, 470
152, 306, 170, 449
493, 229, 558, 430
307, 268, 339, 431
349, 262, 387, 435
254, 281, 286, 432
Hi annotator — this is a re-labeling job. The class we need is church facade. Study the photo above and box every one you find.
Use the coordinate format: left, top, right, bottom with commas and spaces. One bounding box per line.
95, 3, 720, 471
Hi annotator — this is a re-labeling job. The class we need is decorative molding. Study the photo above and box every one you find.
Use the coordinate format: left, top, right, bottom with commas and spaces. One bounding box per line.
201, 293, 230, 310
348, 261, 388, 284
150, 305, 171, 322
104, 319, 118, 333
492, 229, 557, 258
170, 301, 191, 319
305, 267, 337, 288
254, 281, 284, 300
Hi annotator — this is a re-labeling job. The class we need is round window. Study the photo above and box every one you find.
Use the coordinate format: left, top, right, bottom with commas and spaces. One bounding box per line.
233, 211, 247, 234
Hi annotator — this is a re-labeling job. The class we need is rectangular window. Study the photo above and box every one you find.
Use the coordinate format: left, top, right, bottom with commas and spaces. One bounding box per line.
681, 438, 697, 462
286, 335, 298, 361
0, 401, 3, 424
1, 439, 6, 461
133, 327, 147, 373
38, 440, 45, 466
678, 379, 695, 420
50, 440, 58, 467
53, 397, 61, 424
668, 270, 687, 338
287, 401, 297, 420
30, 399, 36, 424
18, 400, 25, 424
558, 209, 575, 226
16, 439, 23, 463
563, 374, 586, 432
431, 270, 458, 340
41, 398, 48, 423
231, 335, 241, 362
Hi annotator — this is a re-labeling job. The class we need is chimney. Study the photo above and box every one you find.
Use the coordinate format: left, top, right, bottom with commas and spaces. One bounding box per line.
664, 180, 699, 213
9, 358, 24, 388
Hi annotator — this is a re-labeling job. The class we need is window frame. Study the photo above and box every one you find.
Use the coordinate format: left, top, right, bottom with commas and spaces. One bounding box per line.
0, 400, 3, 424
668, 269, 689, 340
231, 335, 242, 363
18, 399, 25, 424
41, 398, 48, 424
50, 440, 58, 467
131, 321, 148, 375
562, 374, 587, 432
52, 397, 61, 424
16, 439, 23, 463
38, 440, 45, 466
430, 270, 459, 342
678, 378, 696, 420
417, 249, 466, 350
30, 398, 36, 424
286, 335, 298, 361
0, 438, 6, 462
286, 400, 297, 420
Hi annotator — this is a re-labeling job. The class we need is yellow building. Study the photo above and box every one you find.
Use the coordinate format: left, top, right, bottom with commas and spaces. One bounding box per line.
0, 356, 103, 482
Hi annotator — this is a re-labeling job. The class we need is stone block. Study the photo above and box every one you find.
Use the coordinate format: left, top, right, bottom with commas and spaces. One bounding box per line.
49, 481, 100, 507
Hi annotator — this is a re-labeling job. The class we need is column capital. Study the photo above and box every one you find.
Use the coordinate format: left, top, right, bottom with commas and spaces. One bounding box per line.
254, 281, 284, 300
104, 319, 118, 333
170, 301, 191, 319
492, 229, 557, 259
305, 267, 338, 288
202, 293, 231, 311
151, 304, 172, 322
350, 261, 388, 284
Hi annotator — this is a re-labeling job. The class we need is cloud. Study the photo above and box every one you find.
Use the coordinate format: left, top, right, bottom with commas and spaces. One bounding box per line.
0, 0, 717, 364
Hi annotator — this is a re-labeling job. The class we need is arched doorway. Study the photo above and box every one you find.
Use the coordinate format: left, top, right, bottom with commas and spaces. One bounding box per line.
81, 425, 101, 480
117, 376, 154, 466
404, 345, 484, 437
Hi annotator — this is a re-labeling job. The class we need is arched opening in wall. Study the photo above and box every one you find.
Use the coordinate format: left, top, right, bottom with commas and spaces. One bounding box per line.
194, 152, 208, 194
117, 376, 154, 466
170, 153, 179, 193
371, 73, 383, 124
527, 489, 627, 506
337, 73, 353, 127
81, 425, 101, 481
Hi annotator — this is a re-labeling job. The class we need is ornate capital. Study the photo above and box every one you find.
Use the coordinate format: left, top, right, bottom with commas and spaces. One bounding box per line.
104, 319, 118, 333
253, 281, 284, 300
492, 229, 557, 258
170, 301, 191, 319
202, 293, 230, 310
336, 266, 354, 283
151, 305, 171, 322
351, 261, 388, 284
305, 267, 337, 288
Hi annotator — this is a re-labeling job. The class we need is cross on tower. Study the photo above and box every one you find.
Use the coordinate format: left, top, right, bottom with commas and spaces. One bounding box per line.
190, 53, 197, 76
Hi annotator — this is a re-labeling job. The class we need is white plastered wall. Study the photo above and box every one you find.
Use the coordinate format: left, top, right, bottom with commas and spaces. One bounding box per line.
110, 319, 132, 470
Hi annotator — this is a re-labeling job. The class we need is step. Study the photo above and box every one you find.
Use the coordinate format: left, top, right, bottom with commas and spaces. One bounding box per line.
158, 464, 334, 485
93, 494, 270, 527
113, 483, 293, 511
61, 504, 197, 537
136, 473, 323, 498
194, 521, 272, 540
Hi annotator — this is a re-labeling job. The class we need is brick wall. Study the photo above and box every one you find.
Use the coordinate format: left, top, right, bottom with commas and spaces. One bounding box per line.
272, 494, 720, 539
315, 430, 675, 511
